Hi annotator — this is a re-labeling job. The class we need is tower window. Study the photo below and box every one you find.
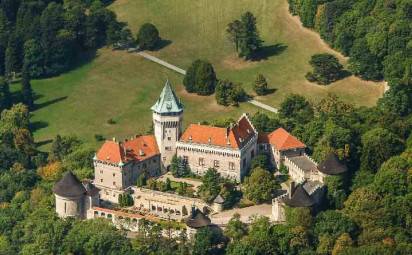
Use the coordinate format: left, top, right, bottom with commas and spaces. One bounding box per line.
64, 202, 67, 213
168, 137, 171, 141
100, 179, 103, 182
198, 158, 204, 166
214, 160, 220, 168
229, 162, 235, 170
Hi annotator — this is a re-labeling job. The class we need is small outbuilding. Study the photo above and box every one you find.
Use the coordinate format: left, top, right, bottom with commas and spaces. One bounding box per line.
185, 208, 212, 238
212, 194, 225, 212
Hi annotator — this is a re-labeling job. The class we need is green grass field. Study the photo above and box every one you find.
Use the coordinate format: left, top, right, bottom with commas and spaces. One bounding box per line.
30, 0, 384, 149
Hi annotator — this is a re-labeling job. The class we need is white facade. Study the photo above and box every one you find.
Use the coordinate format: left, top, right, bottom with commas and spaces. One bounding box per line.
153, 112, 183, 168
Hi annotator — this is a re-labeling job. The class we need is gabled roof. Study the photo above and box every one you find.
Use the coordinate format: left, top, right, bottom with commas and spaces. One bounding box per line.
53, 171, 86, 197
96, 135, 160, 165
267, 128, 306, 151
151, 80, 183, 114
281, 185, 315, 208
185, 209, 212, 229
96, 140, 124, 164
317, 153, 348, 175
179, 114, 256, 149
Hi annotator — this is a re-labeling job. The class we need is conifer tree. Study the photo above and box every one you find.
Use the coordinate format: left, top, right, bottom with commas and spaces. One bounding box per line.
21, 68, 34, 109
0, 76, 11, 111
253, 74, 268, 95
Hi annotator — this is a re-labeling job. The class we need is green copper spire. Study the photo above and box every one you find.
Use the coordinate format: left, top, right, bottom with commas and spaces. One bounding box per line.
151, 80, 183, 114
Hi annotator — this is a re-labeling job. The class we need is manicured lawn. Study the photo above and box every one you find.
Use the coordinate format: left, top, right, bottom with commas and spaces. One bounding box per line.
30, 0, 384, 149
111, 0, 384, 105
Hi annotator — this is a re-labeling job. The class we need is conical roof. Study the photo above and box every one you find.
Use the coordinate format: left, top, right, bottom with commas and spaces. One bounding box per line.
281, 185, 315, 208
317, 153, 348, 175
53, 171, 86, 197
185, 209, 211, 229
151, 80, 183, 114
213, 194, 225, 204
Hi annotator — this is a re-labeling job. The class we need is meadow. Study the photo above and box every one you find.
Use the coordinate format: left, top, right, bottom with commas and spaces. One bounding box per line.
30, 0, 384, 149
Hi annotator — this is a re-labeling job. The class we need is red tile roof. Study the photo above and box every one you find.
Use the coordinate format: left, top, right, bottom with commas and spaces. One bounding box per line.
180, 114, 256, 149
96, 135, 159, 164
266, 128, 306, 151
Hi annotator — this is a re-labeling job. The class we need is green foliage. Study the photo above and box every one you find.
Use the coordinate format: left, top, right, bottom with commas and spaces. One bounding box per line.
118, 193, 134, 207
183, 59, 217, 95
215, 79, 247, 106
306, 53, 344, 85
170, 155, 190, 178
251, 153, 271, 171
192, 227, 223, 255
360, 128, 404, 172
227, 11, 263, 60
136, 23, 160, 50
20, 70, 34, 109
136, 173, 147, 187
285, 207, 312, 230
279, 94, 314, 124
224, 213, 247, 241
253, 73, 269, 95
63, 219, 132, 255
0, 77, 11, 111
314, 210, 357, 241
372, 156, 410, 196
250, 111, 280, 132
198, 168, 221, 202
242, 167, 278, 204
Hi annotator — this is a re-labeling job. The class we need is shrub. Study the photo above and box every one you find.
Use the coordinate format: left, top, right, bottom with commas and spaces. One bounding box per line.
136, 23, 160, 50
183, 59, 217, 95
306, 53, 344, 85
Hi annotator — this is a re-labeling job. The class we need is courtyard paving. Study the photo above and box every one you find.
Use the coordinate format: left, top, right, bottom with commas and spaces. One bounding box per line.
210, 203, 273, 226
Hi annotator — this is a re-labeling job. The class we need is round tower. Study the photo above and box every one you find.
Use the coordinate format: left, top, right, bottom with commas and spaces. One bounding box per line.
151, 80, 183, 168
53, 171, 86, 219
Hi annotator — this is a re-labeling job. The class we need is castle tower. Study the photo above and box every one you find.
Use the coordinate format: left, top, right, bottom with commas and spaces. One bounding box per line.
53, 171, 86, 219
151, 80, 183, 168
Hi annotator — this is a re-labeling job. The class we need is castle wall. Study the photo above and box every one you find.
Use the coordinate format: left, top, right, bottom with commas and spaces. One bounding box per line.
131, 187, 209, 220
55, 194, 84, 218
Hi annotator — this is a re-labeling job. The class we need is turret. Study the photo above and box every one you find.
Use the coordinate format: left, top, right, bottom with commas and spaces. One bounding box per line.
53, 171, 86, 219
151, 80, 183, 168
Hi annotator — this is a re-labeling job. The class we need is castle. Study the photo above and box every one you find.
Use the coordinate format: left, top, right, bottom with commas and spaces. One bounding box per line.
53, 80, 347, 231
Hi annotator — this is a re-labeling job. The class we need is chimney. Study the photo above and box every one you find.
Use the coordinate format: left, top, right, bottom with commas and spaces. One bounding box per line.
191, 205, 196, 217
208, 137, 211, 144
289, 181, 296, 199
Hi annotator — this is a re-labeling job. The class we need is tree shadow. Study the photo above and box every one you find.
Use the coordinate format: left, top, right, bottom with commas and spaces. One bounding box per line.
30, 121, 49, 133
153, 39, 172, 51
34, 96, 68, 111
339, 70, 352, 79
253, 43, 288, 61
35, 139, 53, 148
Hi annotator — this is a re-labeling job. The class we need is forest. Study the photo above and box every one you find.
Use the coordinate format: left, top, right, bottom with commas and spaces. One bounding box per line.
0, 0, 411, 254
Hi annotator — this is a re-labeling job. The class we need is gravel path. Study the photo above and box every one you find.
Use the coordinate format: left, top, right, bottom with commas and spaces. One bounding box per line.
136, 51, 278, 113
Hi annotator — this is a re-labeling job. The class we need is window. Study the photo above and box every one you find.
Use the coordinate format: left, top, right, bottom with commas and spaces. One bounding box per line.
229, 162, 235, 170
183, 156, 188, 162
214, 160, 220, 168
100, 170, 103, 174
100, 179, 103, 183
113, 173, 115, 177
198, 157, 204, 166
143, 163, 147, 168
168, 137, 171, 141
64, 202, 67, 213
165, 146, 172, 151
113, 181, 116, 186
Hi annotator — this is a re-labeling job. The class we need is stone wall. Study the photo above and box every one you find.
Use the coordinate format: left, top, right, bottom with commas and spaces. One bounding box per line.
55, 194, 83, 218
131, 187, 210, 220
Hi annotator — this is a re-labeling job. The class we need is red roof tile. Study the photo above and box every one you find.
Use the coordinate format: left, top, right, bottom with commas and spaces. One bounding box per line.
267, 128, 306, 151
96, 135, 159, 164
180, 114, 256, 149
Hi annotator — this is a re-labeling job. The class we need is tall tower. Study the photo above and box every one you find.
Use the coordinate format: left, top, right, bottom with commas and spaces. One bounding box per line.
151, 80, 183, 168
